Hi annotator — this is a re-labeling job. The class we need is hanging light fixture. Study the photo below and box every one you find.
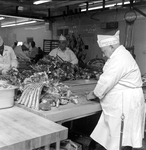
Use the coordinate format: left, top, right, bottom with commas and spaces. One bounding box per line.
0, 17, 5, 20
0, 14, 44, 21
33, 0, 52, 5
1, 20, 37, 28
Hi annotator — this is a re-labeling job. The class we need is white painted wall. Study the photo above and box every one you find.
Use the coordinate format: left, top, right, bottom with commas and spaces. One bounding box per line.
0, 22, 52, 49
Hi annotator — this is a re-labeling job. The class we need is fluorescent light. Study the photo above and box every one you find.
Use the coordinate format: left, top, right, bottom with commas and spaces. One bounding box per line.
33, 0, 51, 5
0, 17, 5, 20
81, 6, 102, 12
105, 1, 130, 8
123, 1, 130, 4
1, 20, 37, 28
0, 14, 44, 21
79, 1, 103, 7
17, 20, 36, 25
105, 3, 116, 8
1, 24, 15, 27
81, 1, 130, 12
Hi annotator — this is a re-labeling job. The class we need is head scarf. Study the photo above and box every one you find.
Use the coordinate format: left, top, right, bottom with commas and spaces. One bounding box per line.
97, 30, 120, 48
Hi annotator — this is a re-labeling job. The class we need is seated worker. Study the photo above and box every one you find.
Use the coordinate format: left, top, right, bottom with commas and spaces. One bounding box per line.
22, 41, 29, 52
21, 42, 30, 58
0, 36, 18, 74
35, 47, 44, 62
29, 40, 39, 63
14, 44, 30, 62
12, 41, 18, 49
49, 35, 78, 65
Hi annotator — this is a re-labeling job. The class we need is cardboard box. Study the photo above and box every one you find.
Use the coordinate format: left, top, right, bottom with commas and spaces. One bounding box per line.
73, 136, 92, 150
51, 139, 82, 150
61, 140, 82, 150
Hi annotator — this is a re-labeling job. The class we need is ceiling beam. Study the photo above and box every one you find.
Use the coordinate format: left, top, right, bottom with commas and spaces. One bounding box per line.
51, 0, 90, 8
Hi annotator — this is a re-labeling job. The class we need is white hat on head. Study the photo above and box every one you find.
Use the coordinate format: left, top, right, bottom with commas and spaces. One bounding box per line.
0, 36, 3, 46
97, 30, 120, 48
59, 34, 66, 41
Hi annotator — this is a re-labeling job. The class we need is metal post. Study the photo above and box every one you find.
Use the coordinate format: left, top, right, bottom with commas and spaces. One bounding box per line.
119, 114, 125, 150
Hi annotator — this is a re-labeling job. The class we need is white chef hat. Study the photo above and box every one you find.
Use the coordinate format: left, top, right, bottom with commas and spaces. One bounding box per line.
97, 30, 120, 48
59, 34, 66, 41
0, 36, 4, 46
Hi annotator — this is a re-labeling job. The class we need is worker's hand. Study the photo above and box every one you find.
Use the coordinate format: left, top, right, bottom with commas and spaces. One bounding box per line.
86, 91, 97, 101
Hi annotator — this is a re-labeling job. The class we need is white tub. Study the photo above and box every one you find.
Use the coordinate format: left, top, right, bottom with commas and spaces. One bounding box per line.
0, 86, 17, 109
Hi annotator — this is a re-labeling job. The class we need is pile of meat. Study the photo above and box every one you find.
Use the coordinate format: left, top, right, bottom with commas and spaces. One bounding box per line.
0, 55, 103, 111
31, 55, 101, 81
17, 78, 78, 110
1, 69, 78, 111
142, 73, 146, 86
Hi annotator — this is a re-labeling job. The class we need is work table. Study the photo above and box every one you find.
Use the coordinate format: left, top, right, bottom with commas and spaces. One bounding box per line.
0, 106, 68, 150
0, 79, 100, 150
16, 79, 102, 124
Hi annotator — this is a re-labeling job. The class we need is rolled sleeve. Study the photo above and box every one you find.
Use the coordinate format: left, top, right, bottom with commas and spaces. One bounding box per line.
70, 50, 78, 65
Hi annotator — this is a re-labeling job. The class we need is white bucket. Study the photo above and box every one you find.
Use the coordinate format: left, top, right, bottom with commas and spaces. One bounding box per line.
0, 86, 17, 109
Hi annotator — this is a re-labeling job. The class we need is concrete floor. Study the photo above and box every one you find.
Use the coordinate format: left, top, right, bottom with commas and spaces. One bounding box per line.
142, 135, 146, 150
34, 132, 146, 150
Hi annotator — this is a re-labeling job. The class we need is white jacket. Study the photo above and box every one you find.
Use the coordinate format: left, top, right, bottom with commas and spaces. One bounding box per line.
49, 47, 78, 65
0, 45, 18, 74
91, 45, 145, 150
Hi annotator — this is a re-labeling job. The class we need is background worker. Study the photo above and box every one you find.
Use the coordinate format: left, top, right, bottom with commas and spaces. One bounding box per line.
87, 31, 145, 150
29, 40, 39, 63
49, 34, 78, 65
0, 36, 18, 74
13, 43, 30, 62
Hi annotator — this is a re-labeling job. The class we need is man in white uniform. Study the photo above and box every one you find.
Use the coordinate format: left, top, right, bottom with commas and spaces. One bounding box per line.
0, 36, 18, 74
49, 35, 78, 65
87, 31, 145, 150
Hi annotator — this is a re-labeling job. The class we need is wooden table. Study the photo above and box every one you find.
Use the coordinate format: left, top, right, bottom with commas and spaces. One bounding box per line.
63, 79, 98, 87
0, 106, 68, 150
16, 79, 102, 124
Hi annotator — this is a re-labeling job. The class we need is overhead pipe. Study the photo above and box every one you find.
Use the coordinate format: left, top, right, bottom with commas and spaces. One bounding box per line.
133, 7, 146, 17
86, 2, 88, 12
103, 0, 105, 9
15, 6, 19, 14
48, 8, 51, 18
130, 0, 134, 8
3, 1, 146, 21
122, 0, 125, 6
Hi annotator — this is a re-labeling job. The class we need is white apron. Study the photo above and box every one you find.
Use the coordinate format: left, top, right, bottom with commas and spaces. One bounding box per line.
91, 45, 145, 150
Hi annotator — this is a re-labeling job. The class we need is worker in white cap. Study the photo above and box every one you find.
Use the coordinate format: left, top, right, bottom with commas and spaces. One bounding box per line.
0, 36, 18, 74
87, 31, 145, 150
49, 34, 78, 65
